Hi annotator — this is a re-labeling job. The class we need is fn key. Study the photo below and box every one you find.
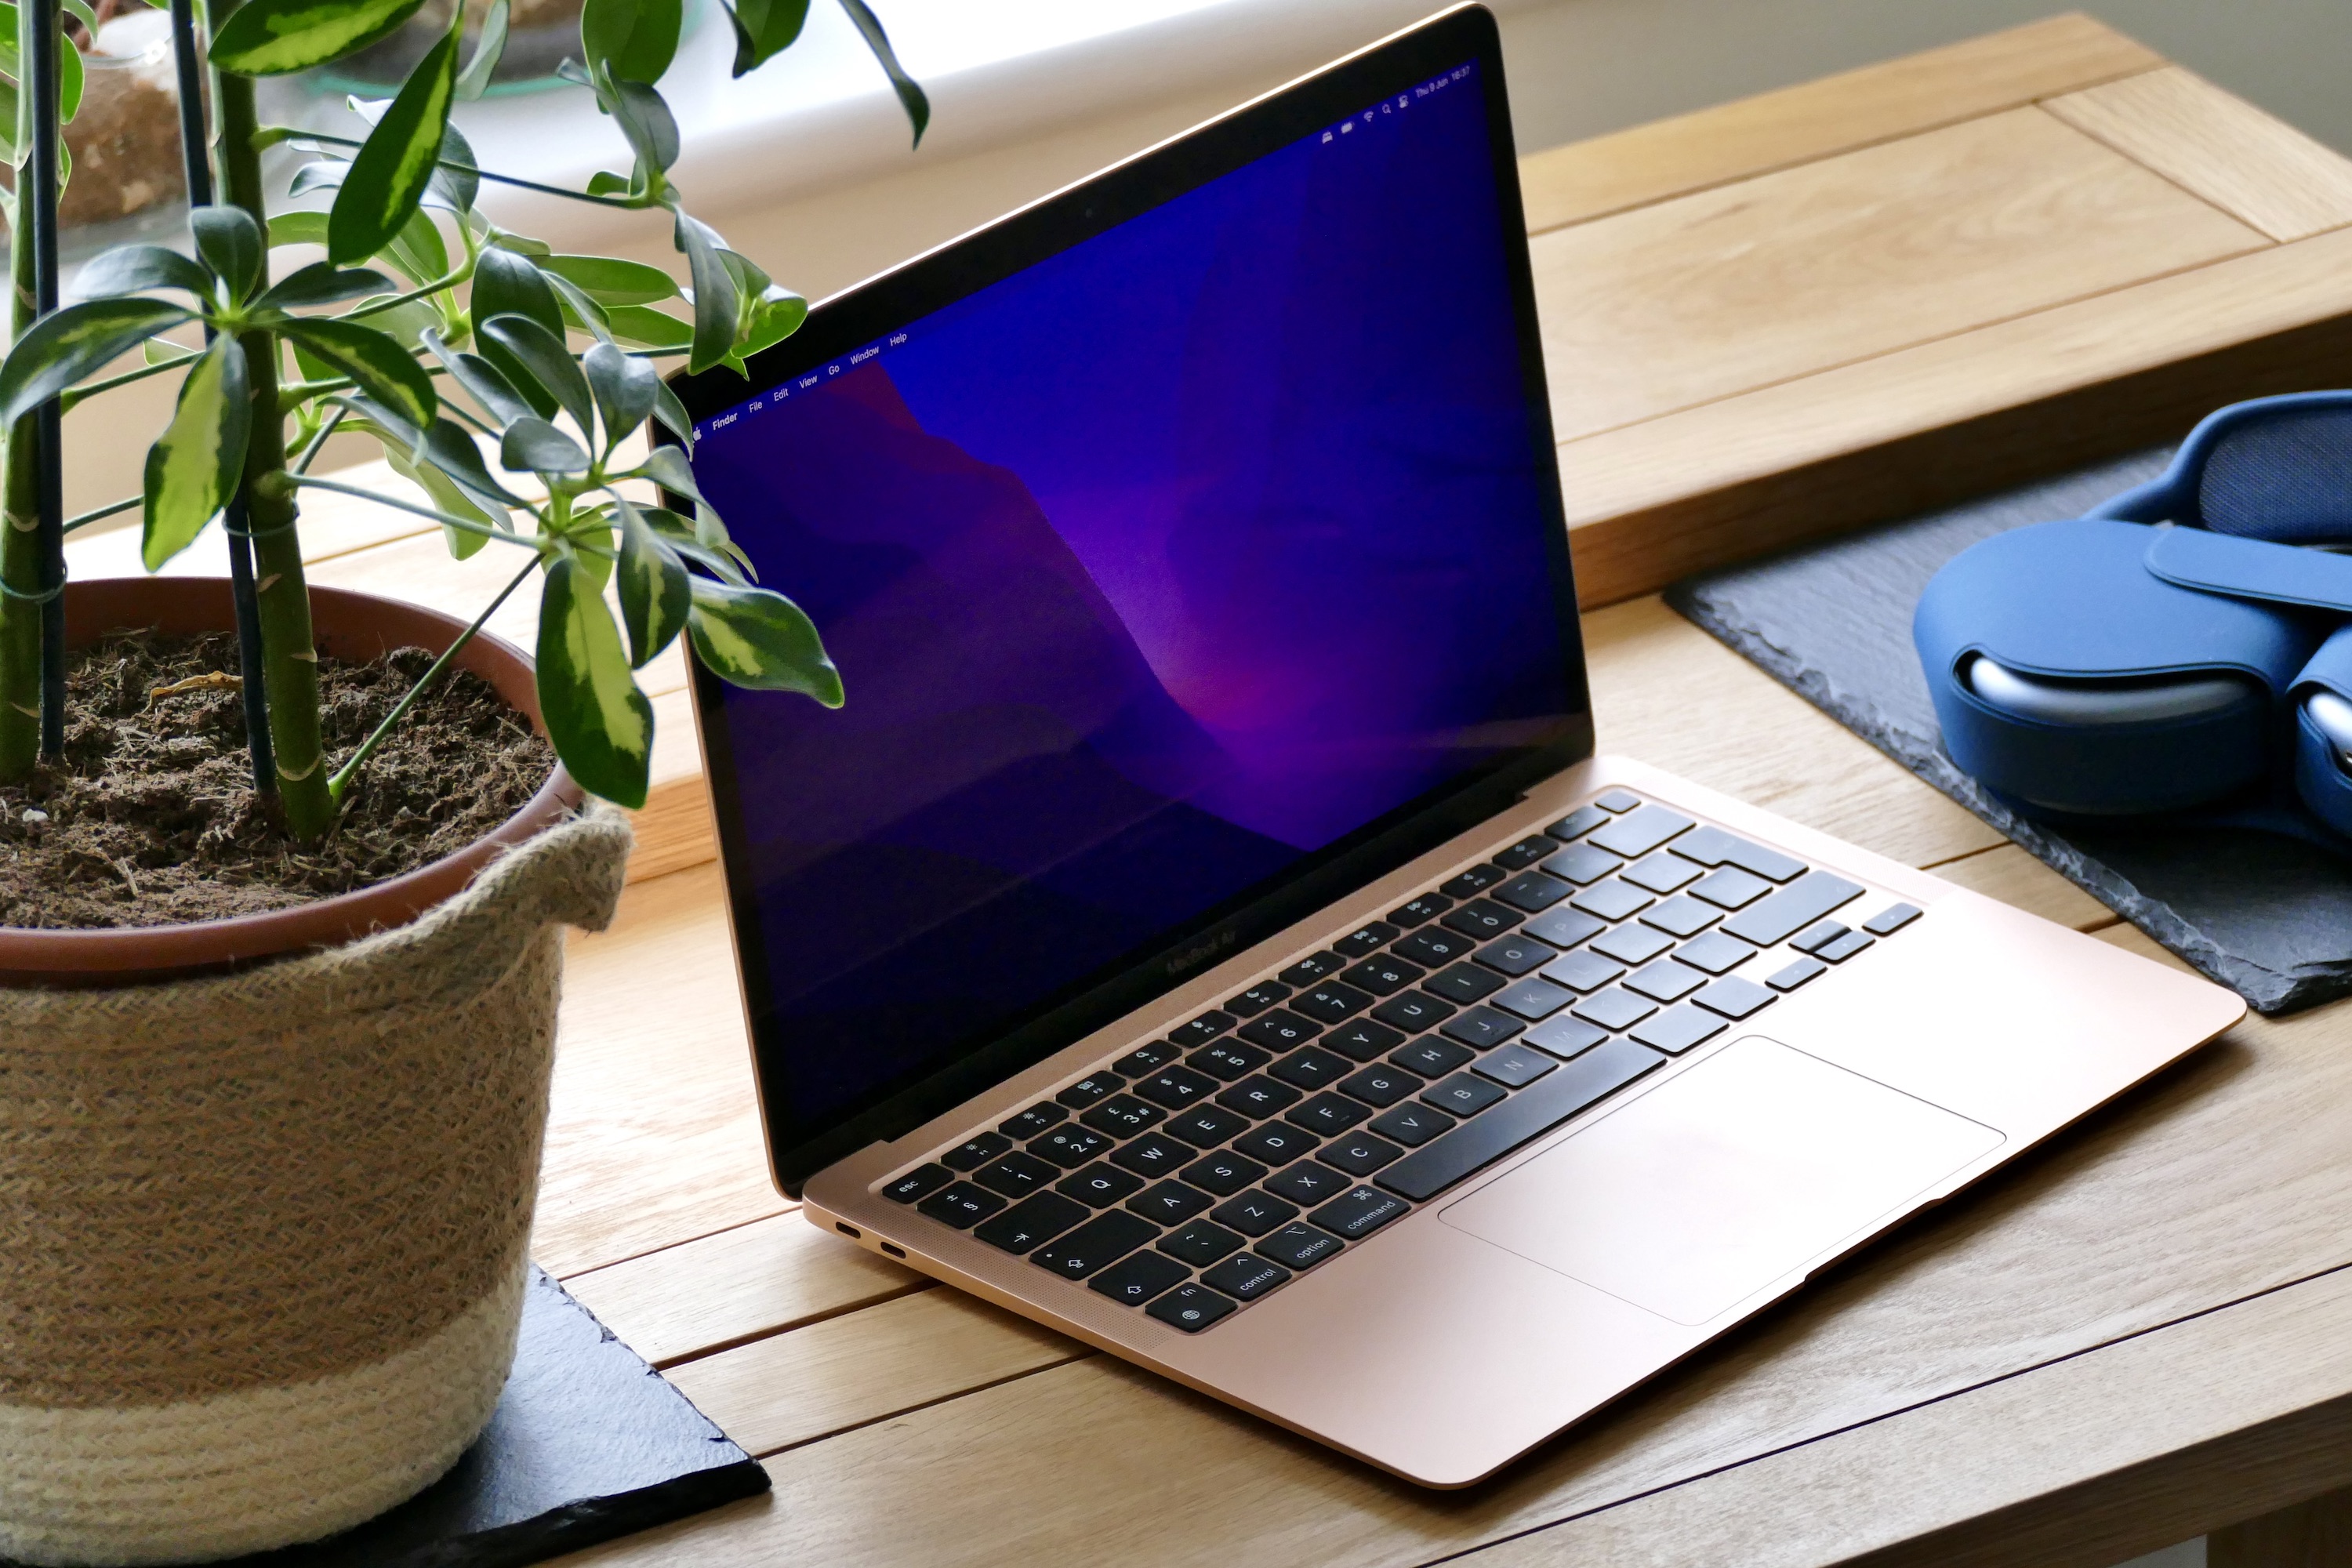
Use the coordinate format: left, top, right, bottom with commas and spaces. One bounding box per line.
1147, 1283, 1237, 1332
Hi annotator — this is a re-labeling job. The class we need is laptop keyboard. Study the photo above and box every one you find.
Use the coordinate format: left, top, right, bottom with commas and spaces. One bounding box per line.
877, 789, 1925, 1334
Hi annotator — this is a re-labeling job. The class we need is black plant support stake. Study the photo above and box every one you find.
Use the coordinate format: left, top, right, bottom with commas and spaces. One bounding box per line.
27, 0, 60, 760
170, 0, 274, 792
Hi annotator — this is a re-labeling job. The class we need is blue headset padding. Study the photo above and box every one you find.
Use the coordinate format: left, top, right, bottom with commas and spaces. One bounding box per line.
2145, 524, 2352, 614
2089, 390, 2352, 535
2292, 626, 2352, 837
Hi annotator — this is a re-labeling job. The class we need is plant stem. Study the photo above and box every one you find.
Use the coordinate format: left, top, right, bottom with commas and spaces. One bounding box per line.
328, 550, 535, 806
290, 405, 345, 474
56, 348, 196, 410
278, 129, 648, 209
216, 53, 333, 839
27, 0, 62, 760
285, 474, 590, 554
0, 182, 41, 778
62, 493, 139, 533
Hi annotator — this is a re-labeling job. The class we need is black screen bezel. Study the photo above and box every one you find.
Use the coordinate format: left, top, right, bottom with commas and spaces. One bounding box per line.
666, 3, 1594, 1195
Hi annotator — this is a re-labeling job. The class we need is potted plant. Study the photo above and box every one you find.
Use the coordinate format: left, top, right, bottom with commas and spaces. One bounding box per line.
0, 0, 920, 1559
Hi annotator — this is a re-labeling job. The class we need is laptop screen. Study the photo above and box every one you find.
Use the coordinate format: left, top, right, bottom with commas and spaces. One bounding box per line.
681, 24, 1587, 1182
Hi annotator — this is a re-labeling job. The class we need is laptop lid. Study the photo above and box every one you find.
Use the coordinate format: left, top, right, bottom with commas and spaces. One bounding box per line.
670, 3, 1591, 1194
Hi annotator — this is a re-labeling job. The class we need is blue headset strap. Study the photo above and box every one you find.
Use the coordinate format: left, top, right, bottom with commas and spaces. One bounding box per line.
2089, 390, 2352, 527
2143, 524, 2352, 615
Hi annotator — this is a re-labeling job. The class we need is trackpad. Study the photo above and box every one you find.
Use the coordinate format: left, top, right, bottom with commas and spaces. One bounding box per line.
1440, 1036, 2002, 1326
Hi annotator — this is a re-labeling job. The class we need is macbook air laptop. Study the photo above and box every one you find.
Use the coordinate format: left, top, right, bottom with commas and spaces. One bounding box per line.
664, 4, 2244, 1487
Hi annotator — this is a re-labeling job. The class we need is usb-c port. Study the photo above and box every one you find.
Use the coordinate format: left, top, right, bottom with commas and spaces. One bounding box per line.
836, 1221, 862, 1239
880, 1242, 907, 1259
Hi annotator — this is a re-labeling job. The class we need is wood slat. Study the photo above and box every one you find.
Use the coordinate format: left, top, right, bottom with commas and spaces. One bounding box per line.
2044, 67, 2352, 243
1516, 13, 2161, 234
1921, 844, 2118, 932
1534, 105, 2263, 444
2209, 1482, 2352, 1567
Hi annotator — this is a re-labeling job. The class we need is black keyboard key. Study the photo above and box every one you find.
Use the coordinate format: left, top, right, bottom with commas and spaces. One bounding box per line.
1690, 866, 1773, 909
1056, 1073, 1124, 1110
1232, 1122, 1319, 1167
1390, 1036, 1472, 1076
1163, 1105, 1252, 1148
1439, 863, 1506, 898
1238, 1010, 1323, 1051
1525, 1013, 1608, 1058
1674, 825, 1806, 882
1441, 898, 1522, 939
1147, 1281, 1238, 1331
1818, 929, 1875, 961
1229, 981, 1292, 1018
1189, 1040, 1269, 1081
1170, 1010, 1236, 1047
1379, 1036, 1666, 1202
1572, 986, 1657, 1032
1674, 930, 1756, 975
1424, 964, 1506, 1005
1588, 804, 1695, 858
1591, 924, 1674, 966
1523, 907, 1605, 949
1631, 1004, 1729, 1055
975, 1151, 1062, 1199
1334, 920, 1399, 958
1218, 1075, 1302, 1118
1389, 893, 1452, 927
1265, 1160, 1352, 1204
1768, 955, 1828, 990
1323, 1018, 1405, 1062
1110, 1133, 1196, 1179
1864, 902, 1923, 935
1493, 976, 1574, 1021
1128, 1180, 1215, 1226
975, 1191, 1091, 1254
1396, 927, 1476, 969
1269, 1045, 1355, 1091
1160, 1219, 1247, 1268
1547, 804, 1610, 840
1439, 1005, 1523, 1050
1473, 1044, 1558, 1088
883, 1163, 954, 1204
1255, 1222, 1345, 1271
1202, 1252, 1290, 1301
1570, 880, 1652, 922
1180, 1149, 1268, 1196
1624, 959, 1706, 1004
998, 1103, 1068, 1140
1595, 788, 1642, 812
1081, 1094, 1166, 1138
1494, 834, 1557, 871
1112, 1040, 1183, 1076
1641, 895, 1721, 939
1057, 1162, 1145, 1207
1541, 843, 1621, 885
1342, 954, 1425, 996
1279, 951, 1346, 986
1320, 1133, 1404, 1175
1475, 934, 1556, 977
1312, 1185, 1410, 1240
1373, 990, 1457, 1032
943, 1132, 1011, 1172
1722, 870, 1867, 946
1541, 949, 1624, 993
1695, 975, 1776, 1018
1211, 1189, 1299, 1237
1338, 1062, 1424, 1109
1422, 1073, 1506, 1118
1621, 852, 1702, 895
1291, 982, 1374, 1024
1790, 920, 1849, 953
1033, 1124, 1115, 1168
1494, 869, 1577, 913
918, 1181, 1005, 1229
1286, 1092, 1372, 1137
1134, 1064, 1220, 1110
1368, 1102, 1454, 1146
1089, 1248, 1192, 1306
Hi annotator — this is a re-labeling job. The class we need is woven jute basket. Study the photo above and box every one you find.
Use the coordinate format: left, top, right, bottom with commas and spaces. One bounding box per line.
0, 803, 635, 1566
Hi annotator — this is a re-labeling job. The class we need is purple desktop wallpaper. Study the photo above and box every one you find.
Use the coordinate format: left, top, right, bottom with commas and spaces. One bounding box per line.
690, 60, 1577, 1120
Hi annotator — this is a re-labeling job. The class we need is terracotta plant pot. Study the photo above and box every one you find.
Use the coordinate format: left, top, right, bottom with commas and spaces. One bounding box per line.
0, 575, 581, 987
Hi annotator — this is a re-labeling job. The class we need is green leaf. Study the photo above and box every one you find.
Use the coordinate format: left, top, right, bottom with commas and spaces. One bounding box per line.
837, 0, 926, 147
255, 260, 395, 309
582, 0, 681, 84
643, 507, 746, 584
428, 122, 480, 213
583, 341, 655, 452
652, 376, 691, 443
671, 211, 736, 376
278, 315, 437, 427
542, 270, 614, 342
327, 10, 459, 265
0, 297, 192, 426
608, 76, 679, 174
686, 578, 840, 703
211, 0, 427, 74
723, 0, 807, 74
419, 327, 534, 428
388, 445, 503, 559
537, 254, 678, 306
486, 227, 552, 257
604, 303, 692, 352
289, 158, 348, 198
58, 0, 95, 37
453, 0, 508, 100
499, 416, 589, 474
142, 336, 251, 572
381, 204, 450, 288
480, 313, 593, 434
731, 288, 805, 367
611, 494, 690, 666
59, 32, 80, 122
73, 245, 212, 300
191, 206, 265, 303
585, 169, 633, 198
633, 441, 702, 505
470, 242, 564, 336
536, 554, 655, 807
267, 210, 332, 248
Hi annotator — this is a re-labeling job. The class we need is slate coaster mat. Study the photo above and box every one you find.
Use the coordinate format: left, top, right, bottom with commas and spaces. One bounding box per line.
3, 1269, 772, 1568
1665, 447, 2352, 1017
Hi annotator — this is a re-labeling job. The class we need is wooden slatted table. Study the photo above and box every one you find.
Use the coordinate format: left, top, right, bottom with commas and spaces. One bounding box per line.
68, 15, 2352, 1564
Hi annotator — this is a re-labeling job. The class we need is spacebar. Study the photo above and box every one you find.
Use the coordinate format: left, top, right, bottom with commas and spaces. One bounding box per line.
1375, 1037, 1667, 1203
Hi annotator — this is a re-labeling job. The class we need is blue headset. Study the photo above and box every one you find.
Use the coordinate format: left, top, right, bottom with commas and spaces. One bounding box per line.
1913, 392, 2352, 838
